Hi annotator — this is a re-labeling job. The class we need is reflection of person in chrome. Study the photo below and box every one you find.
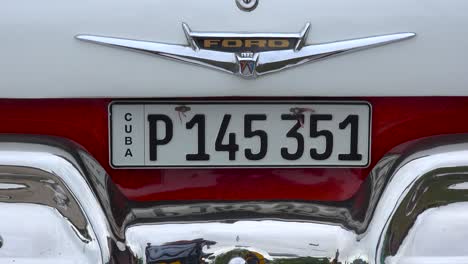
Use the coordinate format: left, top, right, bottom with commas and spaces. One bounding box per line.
145, 239, 215, 264
331, 249, 339, 264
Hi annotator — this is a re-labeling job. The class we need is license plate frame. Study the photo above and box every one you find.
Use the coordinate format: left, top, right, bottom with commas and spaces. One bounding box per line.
109, 101, 372, 169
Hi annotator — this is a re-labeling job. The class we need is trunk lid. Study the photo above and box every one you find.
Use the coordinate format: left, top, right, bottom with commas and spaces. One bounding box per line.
1, 0, 466, 98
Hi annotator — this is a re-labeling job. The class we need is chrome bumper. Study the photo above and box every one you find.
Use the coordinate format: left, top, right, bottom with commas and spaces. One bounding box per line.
1, 135, 468, 264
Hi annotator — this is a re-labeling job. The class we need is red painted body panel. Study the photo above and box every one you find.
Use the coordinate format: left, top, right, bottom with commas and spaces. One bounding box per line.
1, 98, 467, 202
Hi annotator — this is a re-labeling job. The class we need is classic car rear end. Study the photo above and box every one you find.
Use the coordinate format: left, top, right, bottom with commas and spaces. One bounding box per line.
1, 0, 468, 263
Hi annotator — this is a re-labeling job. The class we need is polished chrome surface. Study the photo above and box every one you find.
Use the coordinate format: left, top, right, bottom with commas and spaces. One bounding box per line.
2, 135, 468, 263
236, 0, 258, 12
0, 139, 115, 263
255, 33, 415, 76
186, 22, 309, 39
76, 24, 415, 79
0, 203, 99, 263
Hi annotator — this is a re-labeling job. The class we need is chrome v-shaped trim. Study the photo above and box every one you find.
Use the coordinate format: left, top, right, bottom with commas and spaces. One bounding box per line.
76, 23, 415, 79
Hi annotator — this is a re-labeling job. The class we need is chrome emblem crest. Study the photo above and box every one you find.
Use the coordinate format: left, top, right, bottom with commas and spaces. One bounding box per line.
237, 52, 258, 77
76, 23, 415, 79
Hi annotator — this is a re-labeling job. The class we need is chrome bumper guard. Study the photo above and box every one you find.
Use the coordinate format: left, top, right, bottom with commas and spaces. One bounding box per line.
1, 135, 468, 263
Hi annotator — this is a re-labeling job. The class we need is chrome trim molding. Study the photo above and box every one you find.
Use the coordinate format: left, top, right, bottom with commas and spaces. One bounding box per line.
2, 135, 468, 263
76, 24, 415, 79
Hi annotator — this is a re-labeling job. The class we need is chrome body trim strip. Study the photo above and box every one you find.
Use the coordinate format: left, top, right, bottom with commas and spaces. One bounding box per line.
1, 135, 468, 263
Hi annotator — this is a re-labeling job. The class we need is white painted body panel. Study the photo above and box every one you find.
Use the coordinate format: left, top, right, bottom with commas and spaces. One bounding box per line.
1, 0, 467, 98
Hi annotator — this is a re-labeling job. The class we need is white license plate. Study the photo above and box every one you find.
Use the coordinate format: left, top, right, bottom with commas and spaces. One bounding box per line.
110, 101, 371, 168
